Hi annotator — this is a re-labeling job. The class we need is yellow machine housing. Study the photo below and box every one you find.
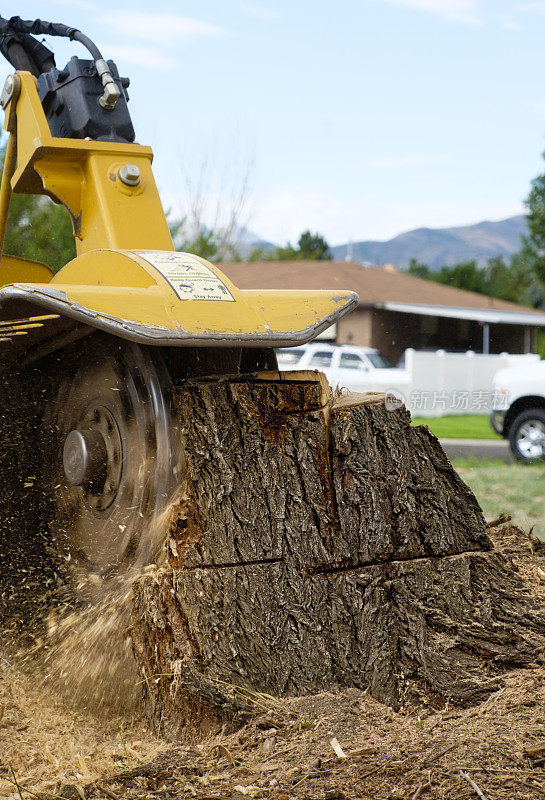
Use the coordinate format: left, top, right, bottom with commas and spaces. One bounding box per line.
0, 71, 357, 359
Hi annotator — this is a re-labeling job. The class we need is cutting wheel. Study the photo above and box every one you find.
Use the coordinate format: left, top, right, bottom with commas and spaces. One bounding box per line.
44, 334, 182, 587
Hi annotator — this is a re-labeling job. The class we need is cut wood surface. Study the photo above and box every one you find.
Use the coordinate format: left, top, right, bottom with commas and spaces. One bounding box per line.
130, 373, 545, 737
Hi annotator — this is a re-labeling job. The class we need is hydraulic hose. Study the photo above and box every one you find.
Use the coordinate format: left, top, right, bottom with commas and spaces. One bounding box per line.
0, 16, 121, 108
6, 18, 102, 59
8, 17, 102, 61
72, 30, 102, 62
3, 39, 35, 73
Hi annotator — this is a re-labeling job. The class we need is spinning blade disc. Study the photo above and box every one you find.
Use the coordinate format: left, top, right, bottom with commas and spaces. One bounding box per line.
44, 334, 182, 587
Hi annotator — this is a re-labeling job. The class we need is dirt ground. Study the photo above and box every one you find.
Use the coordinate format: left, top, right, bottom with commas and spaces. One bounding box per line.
2, 523, 545, 800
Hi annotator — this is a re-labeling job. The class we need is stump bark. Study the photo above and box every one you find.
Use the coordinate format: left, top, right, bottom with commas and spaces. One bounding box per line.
130, 373, 545, 736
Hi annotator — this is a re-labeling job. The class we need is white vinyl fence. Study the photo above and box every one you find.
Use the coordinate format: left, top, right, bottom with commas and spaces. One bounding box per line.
386, 349, 540, 417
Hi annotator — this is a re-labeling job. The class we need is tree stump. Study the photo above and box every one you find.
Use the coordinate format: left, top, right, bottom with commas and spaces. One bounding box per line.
130, 373, 545, 737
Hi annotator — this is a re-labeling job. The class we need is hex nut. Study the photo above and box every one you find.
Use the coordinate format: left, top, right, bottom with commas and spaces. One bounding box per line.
118, 164, 141, 187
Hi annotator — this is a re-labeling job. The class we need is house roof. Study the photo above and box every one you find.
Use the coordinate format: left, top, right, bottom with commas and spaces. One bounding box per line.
221, 261, 545, 327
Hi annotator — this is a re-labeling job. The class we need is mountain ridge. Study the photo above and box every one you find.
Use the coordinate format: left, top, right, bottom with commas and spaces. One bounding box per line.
329, 215, 527, 270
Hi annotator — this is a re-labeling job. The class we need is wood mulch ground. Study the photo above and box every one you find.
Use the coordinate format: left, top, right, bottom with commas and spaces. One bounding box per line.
2, 522, 545, 800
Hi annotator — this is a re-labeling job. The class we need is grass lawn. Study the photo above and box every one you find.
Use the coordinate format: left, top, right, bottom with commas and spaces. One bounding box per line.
452, 457, 545, 540
412, 414, 501, 440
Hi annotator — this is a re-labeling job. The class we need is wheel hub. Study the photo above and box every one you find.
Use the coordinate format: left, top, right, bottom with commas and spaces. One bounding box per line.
517, 420, 545, 459
63, 428, 107, 487
62, 405, 123, 512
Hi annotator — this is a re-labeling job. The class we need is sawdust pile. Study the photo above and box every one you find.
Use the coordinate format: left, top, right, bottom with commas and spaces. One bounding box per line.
2, 523, 545, 799
0, 662, 169, 798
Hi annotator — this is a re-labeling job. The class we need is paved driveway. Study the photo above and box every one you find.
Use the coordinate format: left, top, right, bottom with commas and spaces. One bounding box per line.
440, 438, 512, 463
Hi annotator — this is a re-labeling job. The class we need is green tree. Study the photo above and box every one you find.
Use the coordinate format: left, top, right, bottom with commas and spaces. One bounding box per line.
0, 144, 76, 271
247, 244, 273, 262
5, 193, 76, 271
255, 230, 332, 262
296, 230, 331, 260
404, 254, 542, 306
267, 242, 298, 260
406, 258, 432, 279
523, 158, 545, 286
434, 260, 487, 294
484, 254, 541, 306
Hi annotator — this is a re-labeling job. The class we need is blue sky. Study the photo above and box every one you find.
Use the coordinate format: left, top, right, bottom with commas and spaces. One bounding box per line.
4, 1, 545, 245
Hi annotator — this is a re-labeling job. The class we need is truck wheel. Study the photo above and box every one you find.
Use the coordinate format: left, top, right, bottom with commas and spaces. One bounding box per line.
508, 409, 545, 462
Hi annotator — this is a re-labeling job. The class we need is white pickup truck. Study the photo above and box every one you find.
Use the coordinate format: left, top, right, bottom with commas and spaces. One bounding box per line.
276, 342, 410, 394
491, 360, 545, 461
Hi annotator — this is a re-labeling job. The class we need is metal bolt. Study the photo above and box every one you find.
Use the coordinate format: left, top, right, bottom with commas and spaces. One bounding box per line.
118, 164, 141, 187
0, 76, 14, 109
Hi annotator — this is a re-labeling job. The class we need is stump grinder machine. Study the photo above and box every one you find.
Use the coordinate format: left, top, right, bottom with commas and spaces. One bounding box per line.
0, 16, 357, 588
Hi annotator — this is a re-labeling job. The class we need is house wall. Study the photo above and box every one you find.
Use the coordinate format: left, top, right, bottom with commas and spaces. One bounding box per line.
335, 307, 536, 361
337, 308, 373, 347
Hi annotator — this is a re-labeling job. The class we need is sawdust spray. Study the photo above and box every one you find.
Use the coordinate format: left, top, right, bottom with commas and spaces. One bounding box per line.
17, 498, 179, 717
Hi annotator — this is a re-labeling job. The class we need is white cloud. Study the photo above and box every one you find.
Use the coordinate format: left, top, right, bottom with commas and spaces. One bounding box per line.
49, 0, 99, 9
104, 44, 179, 71
368, 0, 482, 25
501, 18, 521, 30
517, 2, 545, 12
100, 11, 227, 44
239, 3, 280, 20
369, 154, 450, 169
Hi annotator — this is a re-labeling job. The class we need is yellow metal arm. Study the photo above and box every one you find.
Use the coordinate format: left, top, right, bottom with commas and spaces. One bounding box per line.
1, 71, 173, 254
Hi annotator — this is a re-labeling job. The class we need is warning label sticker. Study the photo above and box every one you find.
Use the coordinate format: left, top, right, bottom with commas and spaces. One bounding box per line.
132, 251, 235, 302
